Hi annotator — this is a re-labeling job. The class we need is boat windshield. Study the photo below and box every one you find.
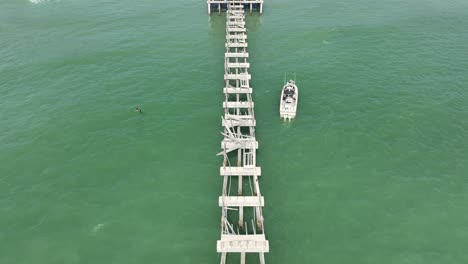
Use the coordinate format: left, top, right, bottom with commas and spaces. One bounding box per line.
283, 87, 295, 97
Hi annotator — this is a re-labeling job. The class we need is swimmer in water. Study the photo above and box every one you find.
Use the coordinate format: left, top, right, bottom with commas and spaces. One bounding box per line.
135, 107, 142, 113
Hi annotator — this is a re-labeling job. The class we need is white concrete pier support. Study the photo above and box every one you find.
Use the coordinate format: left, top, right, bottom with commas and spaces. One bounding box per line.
238, 175, 243, 195
220, 252, 227, 264
259, 253, 265, 264
239, 206, 244, 228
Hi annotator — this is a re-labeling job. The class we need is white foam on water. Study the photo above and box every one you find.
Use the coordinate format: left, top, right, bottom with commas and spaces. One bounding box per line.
29, 0, 53, 4
92, 223, 105, 233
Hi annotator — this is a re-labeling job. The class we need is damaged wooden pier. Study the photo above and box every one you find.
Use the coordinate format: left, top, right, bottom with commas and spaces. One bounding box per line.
215, 3, 268, 264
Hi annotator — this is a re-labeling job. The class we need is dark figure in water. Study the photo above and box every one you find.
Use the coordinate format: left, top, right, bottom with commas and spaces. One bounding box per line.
135, 107, 142, 113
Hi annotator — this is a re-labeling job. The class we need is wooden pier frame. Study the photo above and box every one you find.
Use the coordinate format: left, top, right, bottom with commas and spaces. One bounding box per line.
216, 4, 268, 264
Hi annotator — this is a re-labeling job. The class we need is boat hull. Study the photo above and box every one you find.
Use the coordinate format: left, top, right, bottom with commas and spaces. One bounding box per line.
279, 81, 298, 120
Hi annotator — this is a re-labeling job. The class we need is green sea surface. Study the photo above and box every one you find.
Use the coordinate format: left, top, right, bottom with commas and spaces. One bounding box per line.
1, 0, 468, 263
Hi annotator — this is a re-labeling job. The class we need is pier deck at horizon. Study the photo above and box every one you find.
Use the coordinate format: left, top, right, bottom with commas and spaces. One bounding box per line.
207, 0, 264, 14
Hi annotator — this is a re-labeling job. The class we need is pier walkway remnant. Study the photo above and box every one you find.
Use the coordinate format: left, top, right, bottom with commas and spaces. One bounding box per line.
215, 3, 269, 264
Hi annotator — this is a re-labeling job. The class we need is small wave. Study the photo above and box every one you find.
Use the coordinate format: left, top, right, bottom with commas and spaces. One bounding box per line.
29, 0, 49, 4
92, 223, 105, 233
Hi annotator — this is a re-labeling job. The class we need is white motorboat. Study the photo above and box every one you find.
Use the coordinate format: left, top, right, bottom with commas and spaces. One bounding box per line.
280, 80, 298, 120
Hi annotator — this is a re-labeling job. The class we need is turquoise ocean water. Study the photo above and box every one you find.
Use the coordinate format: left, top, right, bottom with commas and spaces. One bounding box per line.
1, 0, 468, 263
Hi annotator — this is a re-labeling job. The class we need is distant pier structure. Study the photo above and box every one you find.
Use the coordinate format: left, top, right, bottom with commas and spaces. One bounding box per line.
215, 4, 268, 264
207, 0, 264, 14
